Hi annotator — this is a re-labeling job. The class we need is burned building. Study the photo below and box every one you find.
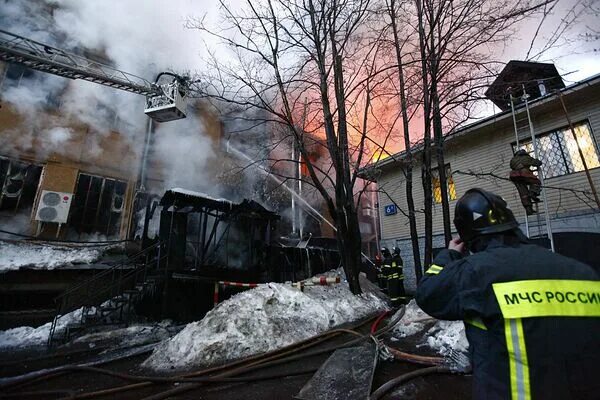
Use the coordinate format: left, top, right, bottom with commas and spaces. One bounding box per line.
0, 59, 224, 241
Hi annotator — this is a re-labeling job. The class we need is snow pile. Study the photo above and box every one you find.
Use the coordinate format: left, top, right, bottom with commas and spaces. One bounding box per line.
0, 307, 86, 349
143, 280, 388, 371
423, 320, 468, 356
391, 300, 469, 356
0, 241, 104, 272
391, 300, 433, 338
0, 307, 176, 350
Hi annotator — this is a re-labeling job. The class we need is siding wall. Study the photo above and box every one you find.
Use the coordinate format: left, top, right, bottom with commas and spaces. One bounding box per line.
378, 81, 600, 243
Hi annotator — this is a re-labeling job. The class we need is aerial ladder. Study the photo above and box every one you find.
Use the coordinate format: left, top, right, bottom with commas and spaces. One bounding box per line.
509, 87, 555, 252
0, 29, 188, 123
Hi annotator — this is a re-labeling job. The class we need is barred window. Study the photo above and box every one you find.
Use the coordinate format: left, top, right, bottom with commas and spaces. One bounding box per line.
513, 121, 600, 179
432, 165, 457, 204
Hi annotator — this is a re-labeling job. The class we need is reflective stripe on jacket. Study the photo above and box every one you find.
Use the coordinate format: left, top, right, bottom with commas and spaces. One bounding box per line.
416, 239, 600, 400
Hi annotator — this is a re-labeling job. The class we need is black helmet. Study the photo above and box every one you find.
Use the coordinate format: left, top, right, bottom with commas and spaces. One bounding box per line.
514, 149, 529, 156
392, 246, 401, 255
454, 188, 519, 244
381, 247, 391, 258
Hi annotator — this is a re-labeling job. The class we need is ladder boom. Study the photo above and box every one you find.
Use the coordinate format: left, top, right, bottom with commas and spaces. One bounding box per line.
0, 29, 160, 96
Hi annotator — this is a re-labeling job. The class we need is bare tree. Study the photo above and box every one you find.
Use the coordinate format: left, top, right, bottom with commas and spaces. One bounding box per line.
190, 0, 397, 294
414, 0, 556, 263
386, 0, 423, 281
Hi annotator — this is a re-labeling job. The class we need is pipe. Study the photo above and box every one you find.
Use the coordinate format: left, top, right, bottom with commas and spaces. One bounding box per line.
369, 366, 453, 400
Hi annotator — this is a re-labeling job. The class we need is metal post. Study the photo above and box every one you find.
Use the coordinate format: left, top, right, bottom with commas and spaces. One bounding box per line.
139, 118, 153, 191
509, 94, 520, 147
291, 137, 297, 235
298, 151, 303, 238
523, 89, 555, 252
556, 91, 600, 210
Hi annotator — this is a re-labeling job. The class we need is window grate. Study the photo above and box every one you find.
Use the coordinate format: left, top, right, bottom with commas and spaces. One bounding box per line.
513, 121, 600, 179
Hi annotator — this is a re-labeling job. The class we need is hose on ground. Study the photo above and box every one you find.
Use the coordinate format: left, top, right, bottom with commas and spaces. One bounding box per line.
5, 309, 400, 400
0, 389, 76, 399
49, 314, 382, 399
370, 310, 391, 334
385, 347, 445, 366
139, 308, 404, 400
369, 366, 453, 400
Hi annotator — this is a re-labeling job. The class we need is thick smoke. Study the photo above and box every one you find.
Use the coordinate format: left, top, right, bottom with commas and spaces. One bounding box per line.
0, 0, 225, 196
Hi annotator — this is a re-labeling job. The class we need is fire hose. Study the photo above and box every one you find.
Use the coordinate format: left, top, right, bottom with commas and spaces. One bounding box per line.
1, 309, 406, 400
1, 312, 388, 399
369, 366, 454, 400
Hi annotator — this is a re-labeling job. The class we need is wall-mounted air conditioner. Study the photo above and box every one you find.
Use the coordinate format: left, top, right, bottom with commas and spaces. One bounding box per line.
35, 190, 73, 224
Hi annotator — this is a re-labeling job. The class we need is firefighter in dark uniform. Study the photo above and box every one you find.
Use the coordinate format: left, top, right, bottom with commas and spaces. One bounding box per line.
374, 252, 385, 292
416, 188, 600, 400
509, 149, 542, 215
379, 247, 392, 294
388, 247, 407, 305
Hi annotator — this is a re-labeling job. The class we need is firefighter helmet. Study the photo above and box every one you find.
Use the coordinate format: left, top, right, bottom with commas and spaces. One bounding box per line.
514, 149, 529, 156
454, 188, 519, 243
381, 247, 391, 258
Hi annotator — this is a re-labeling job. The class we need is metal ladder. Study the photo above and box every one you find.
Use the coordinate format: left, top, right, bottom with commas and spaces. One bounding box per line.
509, 90, 555, 252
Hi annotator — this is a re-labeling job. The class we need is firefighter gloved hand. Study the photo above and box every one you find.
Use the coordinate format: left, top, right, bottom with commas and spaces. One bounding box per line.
448, 237, 467, 255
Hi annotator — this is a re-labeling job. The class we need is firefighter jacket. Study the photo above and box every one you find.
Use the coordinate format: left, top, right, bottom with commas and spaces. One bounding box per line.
415, 238, 600, 400
510, 153, 542, 172
389, 254, 406, 304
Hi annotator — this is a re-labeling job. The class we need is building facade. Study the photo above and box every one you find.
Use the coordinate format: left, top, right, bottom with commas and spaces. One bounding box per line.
371, 73, 600, 290
0, 60, 223, 241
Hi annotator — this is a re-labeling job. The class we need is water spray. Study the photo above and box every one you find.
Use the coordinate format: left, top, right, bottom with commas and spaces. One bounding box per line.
227, 144, 375, 265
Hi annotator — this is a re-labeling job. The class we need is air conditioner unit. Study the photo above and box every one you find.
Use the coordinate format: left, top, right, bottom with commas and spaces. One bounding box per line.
35, 190, 73, 224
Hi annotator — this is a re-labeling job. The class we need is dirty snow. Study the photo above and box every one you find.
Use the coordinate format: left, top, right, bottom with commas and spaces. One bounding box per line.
72, 321, 178, 348
0, 241, 104, 272
391, 300, 469, 356
143, 276, 388, 371
0, 308, 176, 350
169, 188, 233, 206
0, 307, 87, 349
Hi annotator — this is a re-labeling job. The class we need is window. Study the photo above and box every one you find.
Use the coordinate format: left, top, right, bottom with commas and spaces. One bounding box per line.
432, 165, 457, 204
512, 121, 600, 179
0, 158, 43, 214
69, 173, 127, 237
1, 64, 35, 90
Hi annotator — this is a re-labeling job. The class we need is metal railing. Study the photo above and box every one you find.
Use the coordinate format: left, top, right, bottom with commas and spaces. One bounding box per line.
47, 241, 167, 346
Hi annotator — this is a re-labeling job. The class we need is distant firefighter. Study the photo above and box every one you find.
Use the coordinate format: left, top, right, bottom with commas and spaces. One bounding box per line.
379, 247, 392, 294
509, 149, 542, 215
388, 247, 407, 305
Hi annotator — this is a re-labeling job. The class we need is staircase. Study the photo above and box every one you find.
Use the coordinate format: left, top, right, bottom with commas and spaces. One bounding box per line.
47, 241, 167, 347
